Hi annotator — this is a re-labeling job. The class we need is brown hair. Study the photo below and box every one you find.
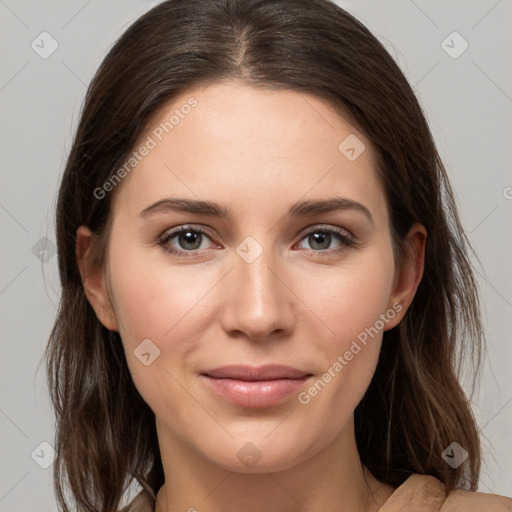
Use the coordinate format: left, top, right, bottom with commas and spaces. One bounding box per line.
45, 0, 484, 510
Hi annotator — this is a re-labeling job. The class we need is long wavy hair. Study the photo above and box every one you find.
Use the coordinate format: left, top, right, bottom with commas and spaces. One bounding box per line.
45, 0, 484, 510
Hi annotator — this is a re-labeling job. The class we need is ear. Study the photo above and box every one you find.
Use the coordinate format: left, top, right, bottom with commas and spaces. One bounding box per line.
76, 225, 119, 331
384, 223, 427, 330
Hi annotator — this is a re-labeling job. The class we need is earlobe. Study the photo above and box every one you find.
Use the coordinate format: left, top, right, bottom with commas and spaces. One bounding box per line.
385, 223, 427, 330
76, 225, 119, 331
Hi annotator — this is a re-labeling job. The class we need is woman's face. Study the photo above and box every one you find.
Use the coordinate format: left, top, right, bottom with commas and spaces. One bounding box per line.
81, 80, 422, 473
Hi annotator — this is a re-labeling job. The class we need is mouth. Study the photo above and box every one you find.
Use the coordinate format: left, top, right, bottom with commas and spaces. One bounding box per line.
199, 364, 313, 408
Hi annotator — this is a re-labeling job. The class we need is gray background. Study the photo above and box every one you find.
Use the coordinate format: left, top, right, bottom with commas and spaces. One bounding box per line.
1, 0, 511, 510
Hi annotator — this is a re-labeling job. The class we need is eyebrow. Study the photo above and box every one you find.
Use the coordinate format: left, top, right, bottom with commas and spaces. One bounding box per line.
139, 196, 373, 223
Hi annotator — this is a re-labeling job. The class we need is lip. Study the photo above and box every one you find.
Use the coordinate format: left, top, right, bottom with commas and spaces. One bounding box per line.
200, 364, 313, 408
202, 364, 310, 380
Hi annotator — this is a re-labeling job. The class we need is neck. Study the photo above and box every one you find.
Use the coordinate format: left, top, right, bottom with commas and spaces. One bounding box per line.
154, 417, 395, 512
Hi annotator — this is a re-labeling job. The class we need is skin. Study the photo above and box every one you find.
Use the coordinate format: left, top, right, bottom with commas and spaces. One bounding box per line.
77, 80, 426, 512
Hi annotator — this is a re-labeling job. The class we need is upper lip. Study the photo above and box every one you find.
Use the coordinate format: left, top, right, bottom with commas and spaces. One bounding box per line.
201, 364, 312, 381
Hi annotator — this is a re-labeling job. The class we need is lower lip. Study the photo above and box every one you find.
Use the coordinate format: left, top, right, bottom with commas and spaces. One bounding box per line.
200, 375, 311, 408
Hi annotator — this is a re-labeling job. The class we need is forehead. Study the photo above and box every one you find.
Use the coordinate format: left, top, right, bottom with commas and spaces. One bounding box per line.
112, 80, 386, 221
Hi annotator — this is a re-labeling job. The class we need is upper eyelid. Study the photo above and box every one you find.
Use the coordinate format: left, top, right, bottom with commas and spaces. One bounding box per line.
299, 224, 353, 237
160, 224, 217, 243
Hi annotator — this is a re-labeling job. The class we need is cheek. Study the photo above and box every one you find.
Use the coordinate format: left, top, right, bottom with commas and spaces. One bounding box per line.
107, 228, 214, 343
293, 245, 395, 418
106, 239, 221, 408
300, 247, 396, 348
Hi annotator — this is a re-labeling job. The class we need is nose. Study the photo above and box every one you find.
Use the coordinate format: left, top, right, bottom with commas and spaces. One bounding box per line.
220, 245, 295, 341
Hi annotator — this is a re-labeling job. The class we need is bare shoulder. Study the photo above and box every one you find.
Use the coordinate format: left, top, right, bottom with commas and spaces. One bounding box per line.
442, 488, 512, 511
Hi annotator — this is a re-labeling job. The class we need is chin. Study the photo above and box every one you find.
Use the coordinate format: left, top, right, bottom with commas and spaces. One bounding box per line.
199, 435, 315, 474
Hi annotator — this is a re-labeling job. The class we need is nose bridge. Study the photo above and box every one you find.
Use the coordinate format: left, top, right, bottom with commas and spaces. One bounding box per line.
221, 236, 291, 339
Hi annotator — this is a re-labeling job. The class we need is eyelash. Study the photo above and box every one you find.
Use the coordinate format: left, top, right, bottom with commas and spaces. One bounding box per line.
158, 224, 356, 258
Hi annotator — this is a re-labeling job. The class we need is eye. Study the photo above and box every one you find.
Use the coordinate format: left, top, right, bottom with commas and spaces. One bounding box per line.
159, 226, 216, 256
295, 226, 356, 255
